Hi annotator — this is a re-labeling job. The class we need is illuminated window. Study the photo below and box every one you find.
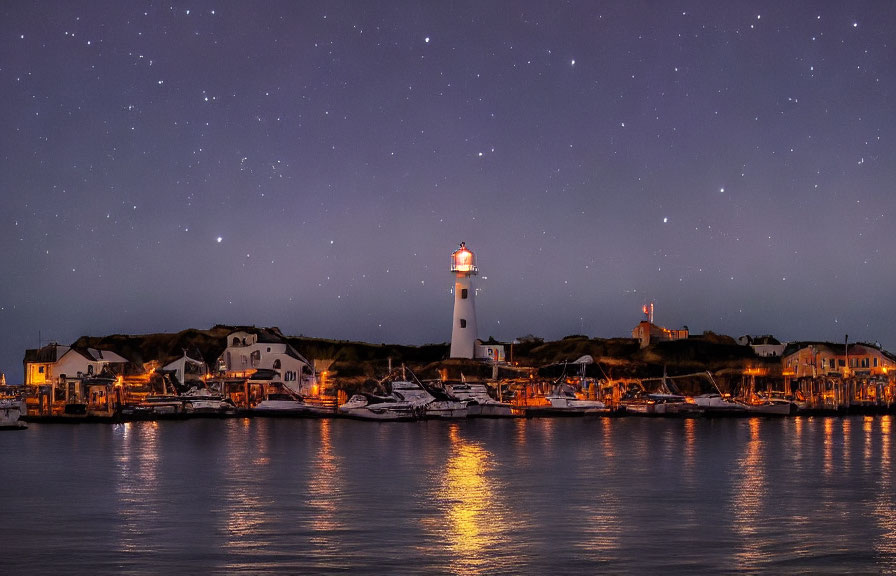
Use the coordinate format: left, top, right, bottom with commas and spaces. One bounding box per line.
460, 319, 467, 328
461, 288, 468, 299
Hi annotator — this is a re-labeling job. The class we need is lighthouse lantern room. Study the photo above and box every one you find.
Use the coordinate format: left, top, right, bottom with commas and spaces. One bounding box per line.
450, 242, 478, 359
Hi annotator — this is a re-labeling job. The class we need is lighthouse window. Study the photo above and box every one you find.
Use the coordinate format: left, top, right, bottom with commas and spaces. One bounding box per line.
461, 288, 468, 299
460, 319, 467, 328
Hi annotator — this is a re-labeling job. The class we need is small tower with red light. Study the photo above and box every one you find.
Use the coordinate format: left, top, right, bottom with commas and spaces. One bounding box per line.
450, 242, 478, 358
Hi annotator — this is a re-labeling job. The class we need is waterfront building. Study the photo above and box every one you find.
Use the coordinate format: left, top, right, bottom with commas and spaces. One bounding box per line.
23, 343, 130, 414
631, 303, 689, 348
782, 342, 895, 379
737, 334, 787, 357
782, 342, 896, 412
215, 328, 315, 396
23, 343, 129, 387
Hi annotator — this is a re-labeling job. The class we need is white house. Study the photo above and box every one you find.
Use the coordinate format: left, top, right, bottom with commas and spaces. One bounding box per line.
737, 335, 787, 358
24, 343, 129, 386
216, 329, 314, 396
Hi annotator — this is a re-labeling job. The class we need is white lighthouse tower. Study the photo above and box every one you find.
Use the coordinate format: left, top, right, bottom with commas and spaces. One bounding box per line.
450, 242, 478, 359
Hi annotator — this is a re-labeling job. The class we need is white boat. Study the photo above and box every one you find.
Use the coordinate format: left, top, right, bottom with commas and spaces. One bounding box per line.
646, 393, 703, 416
737, 397, 794, 416
122, 395, 185, 419
252, 393, 332, 417
417, 381, 468, 418
445, 382, 515, 417
0, 397, 27, 430
525, 383, 607, 416
424, 398, 469, 419
337, 392, 423, 421
693, 393, 747, 415
181, 387, 236, 416
544, 385, 607, 413
338, 378, 434, 421
623, 375, 703, 417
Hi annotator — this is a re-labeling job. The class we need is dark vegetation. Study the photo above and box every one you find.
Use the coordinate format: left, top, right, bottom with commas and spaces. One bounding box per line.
70, 326, 780, 393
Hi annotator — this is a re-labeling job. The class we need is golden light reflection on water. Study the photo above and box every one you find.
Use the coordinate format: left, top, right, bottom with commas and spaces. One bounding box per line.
682, 418, 696, 485
823, 417, 835, 478
840, 418, 851, 475
426, 423, 520, 576
873, 416, 896, 568
573, 419, 622, 561
863, 416, 874, 475
731, 419, 766, 569
307, 418, 344, 542
113, 422, 161, 554
219, 419, 271, 558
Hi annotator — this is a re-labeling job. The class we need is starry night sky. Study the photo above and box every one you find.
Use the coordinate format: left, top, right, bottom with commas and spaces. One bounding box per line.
2, 1, 894, 382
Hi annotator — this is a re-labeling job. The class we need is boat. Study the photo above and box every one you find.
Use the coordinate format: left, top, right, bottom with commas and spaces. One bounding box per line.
252, 393, 332, 417
693, 392, 747, 415
526, 383, 608, 416
445, 382, 515, 417
645, 393, 703, 416
527, 356, 609, 416
622, 373, 703, 417
121, 395, 186, 420
737, 394, 795, 416
180, 387, 236, 417
337, 392, 424, 421
0, 397, 27, 430
545, 384, 607, 413
338, 374, 435, 421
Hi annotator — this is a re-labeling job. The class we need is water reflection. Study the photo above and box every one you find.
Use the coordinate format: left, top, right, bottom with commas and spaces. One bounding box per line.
823, 417, 835, 478
218, 418, 272, 569
731, 419, 766, 570
307, 418, 345, 551
873, 416, 896, 570
863, 416, 874, 475
840, 417, 852, 475
427, 423, 520, 575
113, 422, 161, 555
573, 418, 622, 563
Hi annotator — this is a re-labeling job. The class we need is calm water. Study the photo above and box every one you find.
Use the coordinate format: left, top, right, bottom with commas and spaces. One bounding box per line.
2, 416, 895, 575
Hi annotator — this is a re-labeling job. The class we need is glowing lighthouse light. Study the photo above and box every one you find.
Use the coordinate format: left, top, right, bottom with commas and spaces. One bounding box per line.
450, 242, 478, 359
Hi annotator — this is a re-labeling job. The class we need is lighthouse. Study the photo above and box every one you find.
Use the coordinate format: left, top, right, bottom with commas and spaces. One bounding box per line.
450, 242, 478, 358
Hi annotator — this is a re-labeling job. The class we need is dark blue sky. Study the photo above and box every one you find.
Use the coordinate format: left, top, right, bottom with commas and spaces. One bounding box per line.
2, 1, 894, 382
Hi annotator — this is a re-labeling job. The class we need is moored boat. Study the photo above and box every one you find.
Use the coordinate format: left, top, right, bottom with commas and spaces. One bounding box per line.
252, 393, 332, 417
338, 374, 435, 421
181, 387, 236, 417
337, 392, 423, 421
693, 392, 747, 416
0, 397, 27, 430
445, 382, 515, 417
737, 396, 794, 416
527, 383, 608, 416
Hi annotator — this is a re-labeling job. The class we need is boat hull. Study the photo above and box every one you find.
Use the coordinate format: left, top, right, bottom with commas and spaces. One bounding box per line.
251, 400, 331, 417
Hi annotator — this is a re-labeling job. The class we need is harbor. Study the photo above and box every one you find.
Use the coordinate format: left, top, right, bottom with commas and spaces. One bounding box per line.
5, 242, 894, 428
